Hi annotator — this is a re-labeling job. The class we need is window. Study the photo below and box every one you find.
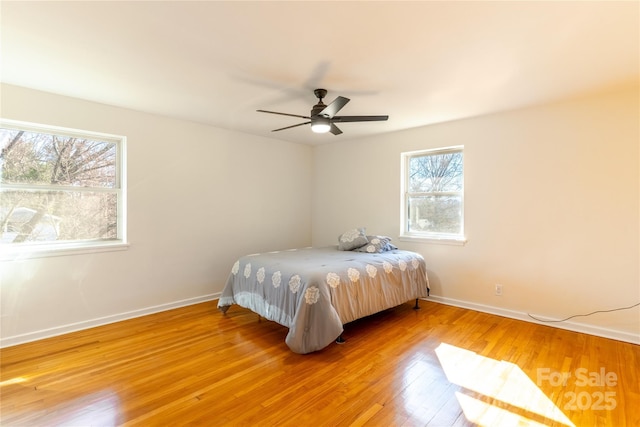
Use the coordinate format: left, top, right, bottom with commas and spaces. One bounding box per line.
401, 146, 465, 244
0, 119, 127, 257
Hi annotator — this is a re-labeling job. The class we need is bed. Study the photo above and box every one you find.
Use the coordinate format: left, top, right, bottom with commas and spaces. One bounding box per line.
217, 245, 429, 354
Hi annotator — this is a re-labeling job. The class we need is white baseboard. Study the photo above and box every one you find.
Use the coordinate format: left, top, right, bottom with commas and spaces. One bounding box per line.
3, 293, 637, 348
0, 293, 220, 348
426, 295, 640, 345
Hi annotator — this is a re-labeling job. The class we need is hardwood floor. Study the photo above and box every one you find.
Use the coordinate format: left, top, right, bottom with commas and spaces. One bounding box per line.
1, 300, 638, 426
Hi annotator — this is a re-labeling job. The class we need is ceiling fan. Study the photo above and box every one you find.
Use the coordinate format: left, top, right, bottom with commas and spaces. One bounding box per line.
257, 89, 389, 135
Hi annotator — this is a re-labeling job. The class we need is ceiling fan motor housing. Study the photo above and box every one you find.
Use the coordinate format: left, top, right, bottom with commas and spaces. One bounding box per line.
311, 104, 327, 117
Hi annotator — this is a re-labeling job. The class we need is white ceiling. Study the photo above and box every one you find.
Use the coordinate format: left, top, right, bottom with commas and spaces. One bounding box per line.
2, 1, 638, 145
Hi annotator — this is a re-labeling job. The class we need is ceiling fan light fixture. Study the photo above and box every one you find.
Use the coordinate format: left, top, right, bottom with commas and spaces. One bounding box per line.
311, 118, 331, 133
311, 123, 331, 133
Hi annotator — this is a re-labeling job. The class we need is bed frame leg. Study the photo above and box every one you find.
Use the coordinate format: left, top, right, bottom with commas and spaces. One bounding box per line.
336, 334, 346, 344
413, 298, 420, 310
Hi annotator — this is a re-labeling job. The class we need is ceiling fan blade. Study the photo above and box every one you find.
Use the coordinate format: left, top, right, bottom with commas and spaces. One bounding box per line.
257, 109, 310, 120
332, 115, 389, 122
320, 96, 350, 118
330, 123, 343, 135
272, 121, 311, 132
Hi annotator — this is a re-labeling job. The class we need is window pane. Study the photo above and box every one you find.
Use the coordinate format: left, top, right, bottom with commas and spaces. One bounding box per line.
0, 129, 116, 188
1, 190, 117, 244
409, 152, 463, 192
408, 195, 462, 234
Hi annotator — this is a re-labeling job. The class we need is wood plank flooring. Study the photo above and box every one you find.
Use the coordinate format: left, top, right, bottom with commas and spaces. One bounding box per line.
1, 300, 638, 426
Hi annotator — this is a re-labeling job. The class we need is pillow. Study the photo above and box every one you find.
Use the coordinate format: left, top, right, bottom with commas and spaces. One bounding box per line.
338, 227, 368, 251
385, 242, 399, 251
355, 235, 395, 253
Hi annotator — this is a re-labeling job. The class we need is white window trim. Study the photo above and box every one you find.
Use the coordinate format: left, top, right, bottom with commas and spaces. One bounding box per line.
0, 118, 128, 259
0, 241, 130, 261
398, 234, 467, 246
400, 146, 466, 245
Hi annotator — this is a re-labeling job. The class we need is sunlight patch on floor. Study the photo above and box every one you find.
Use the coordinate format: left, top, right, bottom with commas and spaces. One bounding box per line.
435, 343, 575, 427
456, 392, 551, 426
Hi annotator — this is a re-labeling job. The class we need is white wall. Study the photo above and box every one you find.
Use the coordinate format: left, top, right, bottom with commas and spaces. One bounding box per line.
312, 87, 639, 343
2, 84, 638, 347
0, 84, 313, 346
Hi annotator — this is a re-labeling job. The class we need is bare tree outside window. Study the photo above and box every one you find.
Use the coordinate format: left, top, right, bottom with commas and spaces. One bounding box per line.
403, 148, 464, 238
1, 121, 124, 248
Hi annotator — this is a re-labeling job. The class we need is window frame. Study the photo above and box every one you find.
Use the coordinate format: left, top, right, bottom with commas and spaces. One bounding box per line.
400, 146, 466, 245
0, 118, 128, 259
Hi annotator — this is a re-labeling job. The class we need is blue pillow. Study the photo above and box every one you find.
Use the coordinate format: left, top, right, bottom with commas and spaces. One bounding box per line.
355, 235, 395, 253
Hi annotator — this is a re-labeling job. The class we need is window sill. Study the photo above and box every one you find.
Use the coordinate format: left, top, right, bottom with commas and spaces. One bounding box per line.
0, 241, 130, 261
399, 235, 467, 246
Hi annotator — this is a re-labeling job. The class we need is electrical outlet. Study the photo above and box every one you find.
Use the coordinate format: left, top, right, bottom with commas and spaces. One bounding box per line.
495, 284, 503, 296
